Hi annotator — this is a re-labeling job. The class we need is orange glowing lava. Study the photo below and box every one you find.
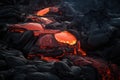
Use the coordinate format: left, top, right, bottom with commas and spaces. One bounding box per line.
54, 31, 77, 45
36, 7, 59, 16
21, 23, 44, 31
40, 17, 53, 24
36, 7, 50, 16
12, 23, 44, 36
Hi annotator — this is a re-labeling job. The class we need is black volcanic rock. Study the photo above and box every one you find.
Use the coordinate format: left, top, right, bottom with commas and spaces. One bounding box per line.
13, 74, 26, 80
25, 72, 60, 80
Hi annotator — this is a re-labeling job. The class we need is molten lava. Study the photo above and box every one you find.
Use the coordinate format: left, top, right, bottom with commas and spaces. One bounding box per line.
37, 34, 58, 48
20, 23, 44, 31
36, 7, 50, 16
40, 17, 54, 24
9, 23, 44, 36
54, 31, 77, 45
36, 7, 59, 16
77, 41, 86, 56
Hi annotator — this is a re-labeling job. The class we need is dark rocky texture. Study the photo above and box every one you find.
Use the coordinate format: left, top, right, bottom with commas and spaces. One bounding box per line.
0, 0, 120, 80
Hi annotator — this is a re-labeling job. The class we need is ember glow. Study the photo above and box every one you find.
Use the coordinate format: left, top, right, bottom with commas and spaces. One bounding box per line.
54, 31, 77, 45
41, 57, 60, 62
71, 56, 119, 80
77, 41, 86, 56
